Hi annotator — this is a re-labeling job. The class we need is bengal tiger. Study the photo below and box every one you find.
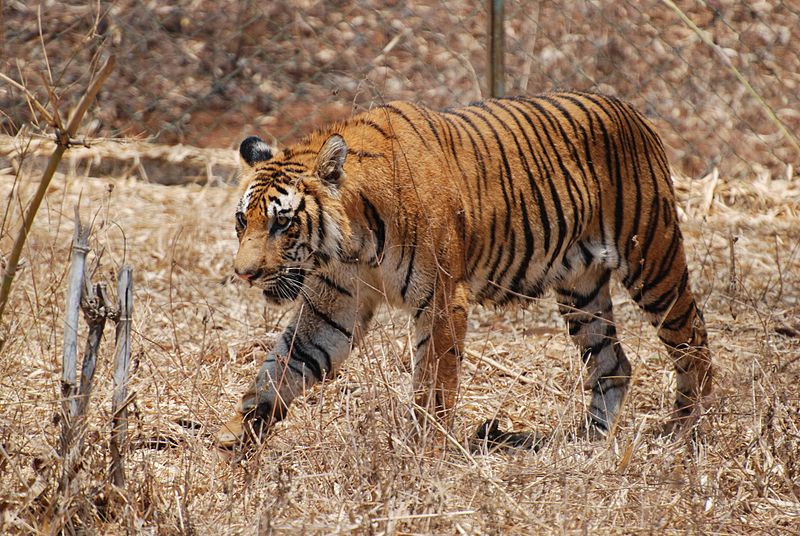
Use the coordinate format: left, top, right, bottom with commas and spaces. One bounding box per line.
215, 92, 712, 448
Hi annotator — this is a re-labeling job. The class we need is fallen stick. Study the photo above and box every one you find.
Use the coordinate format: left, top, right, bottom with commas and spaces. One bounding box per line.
464, 350, 566, 397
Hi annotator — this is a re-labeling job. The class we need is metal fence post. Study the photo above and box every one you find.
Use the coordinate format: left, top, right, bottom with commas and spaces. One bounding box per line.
488, 0, 505, 98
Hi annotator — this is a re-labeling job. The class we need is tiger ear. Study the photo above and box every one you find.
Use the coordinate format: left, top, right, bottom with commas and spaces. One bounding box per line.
315, 134, 347, 186
239, 136, 274, 168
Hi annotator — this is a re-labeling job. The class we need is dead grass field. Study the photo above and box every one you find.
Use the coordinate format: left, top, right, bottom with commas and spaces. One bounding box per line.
1, 146, 799, 534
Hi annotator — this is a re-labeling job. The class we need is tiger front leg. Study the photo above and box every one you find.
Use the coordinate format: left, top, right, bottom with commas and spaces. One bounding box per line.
215, 328, 330, 447
411, 282, 468, 439
215, 277, 376, 448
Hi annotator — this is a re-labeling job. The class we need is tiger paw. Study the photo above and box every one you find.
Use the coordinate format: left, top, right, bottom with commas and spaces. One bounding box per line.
214, 400, 285, 449
214, 412, 248, 449
659, 409, 707, 443
573, 419, 610, 442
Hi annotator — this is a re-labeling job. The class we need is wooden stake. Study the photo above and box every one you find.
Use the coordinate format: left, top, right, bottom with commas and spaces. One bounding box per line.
78, 282, 113, 413
58, 207, 90, 493
110, 265, 133, 488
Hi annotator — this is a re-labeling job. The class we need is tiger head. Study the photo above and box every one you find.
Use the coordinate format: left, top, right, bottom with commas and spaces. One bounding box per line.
233, 134, 350, 303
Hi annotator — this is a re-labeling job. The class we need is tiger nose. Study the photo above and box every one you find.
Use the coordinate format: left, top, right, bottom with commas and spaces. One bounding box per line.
234, 267, 258, 281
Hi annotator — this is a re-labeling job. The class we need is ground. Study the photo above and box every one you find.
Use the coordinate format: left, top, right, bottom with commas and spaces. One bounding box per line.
1, 148, 799, 534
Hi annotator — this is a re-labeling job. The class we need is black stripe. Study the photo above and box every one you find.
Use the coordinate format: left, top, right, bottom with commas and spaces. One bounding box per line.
544, 95, 605, 241
559, 94, 608, 255
660, 301, 695, 332
282, 147, 314, 158
487, 229, 516, 297
400, 242, 417, 301
505, 99, 568, 271
492, 100, 552, 256
527, 98, 593, 215
411, 103, 447, 153
443, 111, 493, 190
351, 150, 384, 159
595, 372, 629, 393
480, 100, 549, 294
641, 268, 687, 316
280, 331, 308, 378
315, 194, 327, 249
379, 104, 431, 150
440, 117, 478, 261
317, 273, 353, 297
311, 342, 333, 377
580, 94, 625, 259
581, 337, 613, 361
578, 241, 594, 266
303, 299, 353, 340
643, 232, 682, 292
273, 161, 306, 168
360, 194, 386, 264
558, 271, 611, 310
289, 339, 324, 381
469, 208, 496, 279
414, 289, 434, 319
473, 103, 519, 207
354, 118, 393, 140
604, 97, 644, 266
523, 98, 585, 247
622, 194, 660, 289
458, 108, 515, 225
588, 418, 609, 432
415, 335, 431, 351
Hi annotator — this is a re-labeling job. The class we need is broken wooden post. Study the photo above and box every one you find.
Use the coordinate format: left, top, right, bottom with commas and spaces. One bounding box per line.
59, 208, 91, 493
78, 282, 113, 415
110, 265, 133, 488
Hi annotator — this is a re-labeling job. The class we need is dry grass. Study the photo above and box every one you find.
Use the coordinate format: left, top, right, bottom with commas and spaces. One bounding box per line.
1, 149, 800, 534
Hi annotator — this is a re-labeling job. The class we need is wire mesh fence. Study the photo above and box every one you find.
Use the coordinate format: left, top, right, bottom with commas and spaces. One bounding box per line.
1, 0, 797, 181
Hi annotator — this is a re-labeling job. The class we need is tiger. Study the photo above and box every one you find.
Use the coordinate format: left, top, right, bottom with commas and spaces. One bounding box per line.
214, 91, 713, 448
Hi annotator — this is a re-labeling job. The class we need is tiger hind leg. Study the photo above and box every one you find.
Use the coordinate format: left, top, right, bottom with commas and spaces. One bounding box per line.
556, 267, 632, 438
625, 233, 712, 435
412, 281, 468, 437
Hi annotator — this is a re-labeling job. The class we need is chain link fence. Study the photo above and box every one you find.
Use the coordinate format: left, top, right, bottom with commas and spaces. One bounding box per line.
2, 0, 797, 181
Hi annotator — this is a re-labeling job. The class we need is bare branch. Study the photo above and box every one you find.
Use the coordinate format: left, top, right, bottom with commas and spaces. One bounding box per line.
0, 54, 116, 327
0, 72, 54, 126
